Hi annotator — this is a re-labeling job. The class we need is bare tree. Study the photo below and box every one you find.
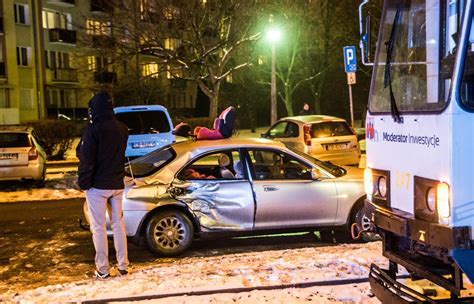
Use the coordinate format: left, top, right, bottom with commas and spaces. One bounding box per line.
98, 0, 263, 119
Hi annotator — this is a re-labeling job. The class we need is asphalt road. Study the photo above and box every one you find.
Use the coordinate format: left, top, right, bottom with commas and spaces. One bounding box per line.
0, 199, 342, 294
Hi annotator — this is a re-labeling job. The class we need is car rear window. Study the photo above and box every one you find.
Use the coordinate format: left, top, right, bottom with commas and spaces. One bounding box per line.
311, 121, 353, 138
116, 110, 171, 135
126, 145, 176, 177
0, 133, 31, 148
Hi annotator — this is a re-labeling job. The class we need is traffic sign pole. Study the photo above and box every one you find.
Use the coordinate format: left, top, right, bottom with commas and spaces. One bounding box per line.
343, 46, 357, 128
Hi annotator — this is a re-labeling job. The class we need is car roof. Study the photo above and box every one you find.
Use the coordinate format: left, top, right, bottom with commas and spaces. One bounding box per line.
280, 115, 347, 124
171, 137, 286, 153
0, 125, 32, 133
114, 105, 169, 113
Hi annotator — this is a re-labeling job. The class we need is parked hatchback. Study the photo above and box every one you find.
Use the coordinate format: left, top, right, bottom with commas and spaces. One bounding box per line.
0, 126, 46, 186
262, 115, 360, 166
114, 105, 175, 159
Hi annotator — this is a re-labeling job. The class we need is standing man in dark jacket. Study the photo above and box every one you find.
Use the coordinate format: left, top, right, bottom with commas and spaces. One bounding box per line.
77, 91, 129, 279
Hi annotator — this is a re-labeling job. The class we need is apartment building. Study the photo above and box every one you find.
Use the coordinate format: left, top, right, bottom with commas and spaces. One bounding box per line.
0, 0, 197, 124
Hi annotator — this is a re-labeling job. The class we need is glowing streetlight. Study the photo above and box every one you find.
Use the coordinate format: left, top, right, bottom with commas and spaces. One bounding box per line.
266, 27, 281, 125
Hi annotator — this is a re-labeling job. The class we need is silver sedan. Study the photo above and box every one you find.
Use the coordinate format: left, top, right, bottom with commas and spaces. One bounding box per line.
84, 138, 368, 256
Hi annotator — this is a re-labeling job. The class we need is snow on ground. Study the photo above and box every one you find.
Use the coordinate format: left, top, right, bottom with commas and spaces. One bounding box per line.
0, 172, 83, 203
1, 242, 385, 303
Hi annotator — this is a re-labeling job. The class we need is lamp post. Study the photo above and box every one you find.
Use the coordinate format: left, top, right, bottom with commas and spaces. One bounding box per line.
267, 28, 281, 125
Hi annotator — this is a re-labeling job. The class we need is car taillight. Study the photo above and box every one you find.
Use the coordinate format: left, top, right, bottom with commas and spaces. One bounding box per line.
303, 124, 312, 146
28, 147, 38, 160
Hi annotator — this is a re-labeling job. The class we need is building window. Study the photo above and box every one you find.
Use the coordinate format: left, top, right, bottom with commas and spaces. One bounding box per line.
45, 50, 70, 69
42, 10, 72, 30
258, 55, 265, 65
142, 63, 159, 78
14, 4, 29, 25
226, 73, 233, 83
86, 19, 111, 36
47, 89, 77, 108
164, 38, 180, 50
0, 89, 9, 108
163, 6, 178, 20
20, 89, 34, 109
87, 56, 110, 71
16, 47, 31, 66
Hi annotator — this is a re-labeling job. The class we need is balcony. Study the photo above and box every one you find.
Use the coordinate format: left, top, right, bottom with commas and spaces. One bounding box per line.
91, 0, 113, 14
49, 28, 77, 45
46, 0, 75, 7
170, 78, 186, 89
94, 71, 117, 84
91, 35, 115, 49
47, 68, 78, 83
0, 62, 6, 78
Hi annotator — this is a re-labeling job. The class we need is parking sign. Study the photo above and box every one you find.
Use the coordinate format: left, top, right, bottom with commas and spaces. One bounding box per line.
343, 46, 357, 73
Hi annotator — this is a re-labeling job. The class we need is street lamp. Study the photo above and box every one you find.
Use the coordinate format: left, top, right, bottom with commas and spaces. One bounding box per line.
266, 27, 281, 125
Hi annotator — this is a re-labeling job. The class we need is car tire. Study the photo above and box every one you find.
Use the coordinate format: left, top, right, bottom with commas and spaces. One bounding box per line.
352, 206, 380, 242
145, 210, 194, 256
35, 169, 46, 188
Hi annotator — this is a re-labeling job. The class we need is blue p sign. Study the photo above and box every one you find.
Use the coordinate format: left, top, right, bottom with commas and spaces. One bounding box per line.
343, 46, 357, 73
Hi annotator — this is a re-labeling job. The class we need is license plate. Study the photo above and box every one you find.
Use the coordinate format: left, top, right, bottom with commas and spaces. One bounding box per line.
326, 143, 349, 151
131, 141, 156, 149
0, 153, 18, 160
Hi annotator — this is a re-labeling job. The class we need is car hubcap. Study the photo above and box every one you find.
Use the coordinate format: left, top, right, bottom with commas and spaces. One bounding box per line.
154, 216, 186, 249
360, 214, 371, 231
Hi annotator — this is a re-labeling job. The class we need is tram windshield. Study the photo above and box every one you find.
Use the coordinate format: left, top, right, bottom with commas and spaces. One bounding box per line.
369, 0, 465, 113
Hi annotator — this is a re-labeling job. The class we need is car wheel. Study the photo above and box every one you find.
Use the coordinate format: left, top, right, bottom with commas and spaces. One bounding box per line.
35, 169, 46, 188
352, 206, 380, 242
145, 210, 194, 256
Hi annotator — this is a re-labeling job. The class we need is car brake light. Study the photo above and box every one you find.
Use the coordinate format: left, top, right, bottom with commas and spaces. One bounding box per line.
303, 124, 312, 146
28, 147, 38, 160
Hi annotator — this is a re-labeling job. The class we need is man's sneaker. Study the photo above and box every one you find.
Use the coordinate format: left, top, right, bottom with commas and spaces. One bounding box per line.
94, 270, 110, 280
118, 268, 128, 276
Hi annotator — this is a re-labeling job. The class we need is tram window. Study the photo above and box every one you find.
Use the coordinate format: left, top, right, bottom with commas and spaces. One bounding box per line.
461, 16, 474, 109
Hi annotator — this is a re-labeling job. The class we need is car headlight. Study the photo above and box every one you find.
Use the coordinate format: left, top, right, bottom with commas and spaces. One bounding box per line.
437, 182, 450, 221
377, 176, 387, 198
364, 168, 374, 196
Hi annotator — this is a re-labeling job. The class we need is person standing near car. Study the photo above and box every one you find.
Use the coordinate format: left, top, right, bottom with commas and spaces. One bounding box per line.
77, 90, 129, 279
299, 102, 315, 116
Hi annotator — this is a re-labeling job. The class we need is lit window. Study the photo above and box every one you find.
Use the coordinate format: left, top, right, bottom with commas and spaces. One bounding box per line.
164, 38, 180, 50
86, 19, 110, 35
142, 63, 159, 78
258, 55, 265, 65
42, 10, 71, 29
163, 6, 177, 20
226, 73, 233, 83
87, 56, 95, 71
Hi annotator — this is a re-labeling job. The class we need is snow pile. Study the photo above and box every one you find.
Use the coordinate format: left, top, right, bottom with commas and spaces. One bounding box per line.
1, 242, 385, 303
0, 172, 83, 203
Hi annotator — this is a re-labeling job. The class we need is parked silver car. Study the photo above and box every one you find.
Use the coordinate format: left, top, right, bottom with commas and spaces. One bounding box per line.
262, 115, 360, 166
0, 126, 46, 186
83, 138, 367, 256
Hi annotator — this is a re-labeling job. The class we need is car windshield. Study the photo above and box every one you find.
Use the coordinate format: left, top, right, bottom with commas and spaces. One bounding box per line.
116, 110, 171, 135
126, 145, 176, 177
289, 147, 346, 177
0, 133, 30, 148
311, 121, 353, 138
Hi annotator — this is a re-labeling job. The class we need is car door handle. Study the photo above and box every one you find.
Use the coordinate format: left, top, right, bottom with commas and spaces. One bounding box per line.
263, 186, 279, 192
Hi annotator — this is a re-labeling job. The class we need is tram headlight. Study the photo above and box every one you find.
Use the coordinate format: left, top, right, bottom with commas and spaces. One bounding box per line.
437, 182, 450, 221
377, 176, 387, 198
426, 187, 436, 213
364, 168, 374, 196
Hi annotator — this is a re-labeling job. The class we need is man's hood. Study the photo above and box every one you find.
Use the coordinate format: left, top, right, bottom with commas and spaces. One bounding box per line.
88, 92, 115, 123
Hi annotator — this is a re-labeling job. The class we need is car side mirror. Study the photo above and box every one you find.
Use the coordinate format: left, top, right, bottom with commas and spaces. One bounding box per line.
261, 132, 272, 139
311, 168, 324, 180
